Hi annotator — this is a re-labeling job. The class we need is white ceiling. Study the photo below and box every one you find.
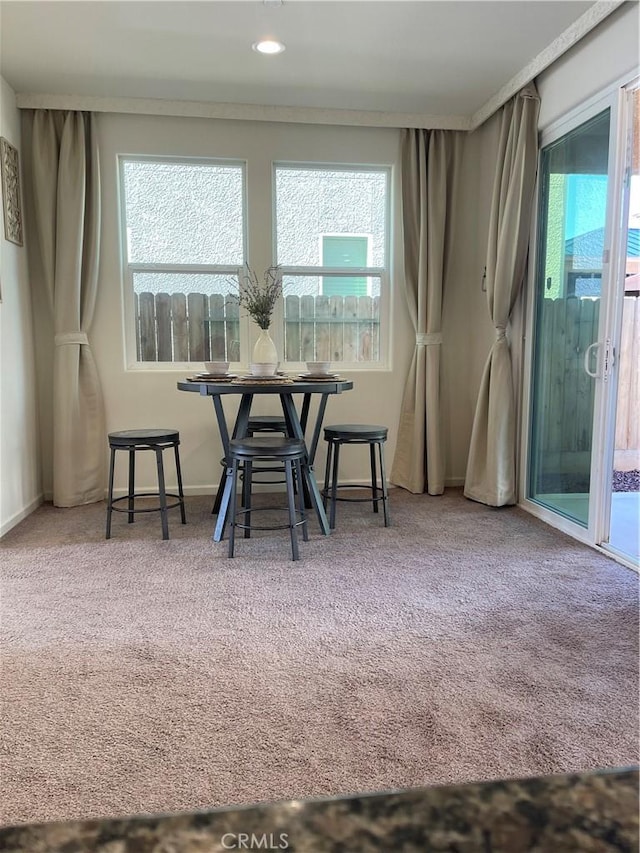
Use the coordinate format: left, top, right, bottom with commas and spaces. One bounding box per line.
0, 1, 602, 122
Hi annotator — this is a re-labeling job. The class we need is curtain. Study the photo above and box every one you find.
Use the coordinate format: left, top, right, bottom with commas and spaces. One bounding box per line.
30, 110, 104, 507
390, 128, 460, 495
464, 83, 540, 506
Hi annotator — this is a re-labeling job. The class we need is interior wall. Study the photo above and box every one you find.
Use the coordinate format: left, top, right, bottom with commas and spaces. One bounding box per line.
537, 1, 640, 130
89, 114, 418, 495
21, 110, 496, 502
0, 76, 41, 536
11, 111, 498, 515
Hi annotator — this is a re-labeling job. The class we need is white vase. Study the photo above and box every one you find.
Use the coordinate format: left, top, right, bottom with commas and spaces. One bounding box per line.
252, 326, 278, 369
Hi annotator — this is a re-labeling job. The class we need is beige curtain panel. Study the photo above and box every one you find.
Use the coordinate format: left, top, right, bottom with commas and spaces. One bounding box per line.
391, 129, 460, 495
29, 110, 104, 507
464, 84, 540, 507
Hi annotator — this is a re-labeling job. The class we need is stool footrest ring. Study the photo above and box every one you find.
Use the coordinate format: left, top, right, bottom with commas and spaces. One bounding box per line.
321, 484, 387, 504
111, 492, 184, 514
233, 506, 307, 532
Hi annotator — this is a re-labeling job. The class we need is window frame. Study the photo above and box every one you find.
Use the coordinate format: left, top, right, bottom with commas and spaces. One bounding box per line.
272, 161, 392, 370
118, 154, 248, 370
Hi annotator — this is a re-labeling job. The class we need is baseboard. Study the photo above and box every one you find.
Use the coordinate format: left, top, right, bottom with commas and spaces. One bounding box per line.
0, 493, 44, 538
445, 477, 465, 488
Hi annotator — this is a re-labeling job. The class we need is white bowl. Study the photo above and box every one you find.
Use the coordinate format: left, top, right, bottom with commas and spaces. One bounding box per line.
250, 362, 277, 377
306, 361, 331, 375
204, 361, 230, 375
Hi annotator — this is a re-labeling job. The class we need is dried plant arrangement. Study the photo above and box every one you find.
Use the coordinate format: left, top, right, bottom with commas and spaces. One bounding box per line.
232, 265, 282, 330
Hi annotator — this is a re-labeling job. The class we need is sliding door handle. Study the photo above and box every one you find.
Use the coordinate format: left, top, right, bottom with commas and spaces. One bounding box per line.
583, 341, 601, 378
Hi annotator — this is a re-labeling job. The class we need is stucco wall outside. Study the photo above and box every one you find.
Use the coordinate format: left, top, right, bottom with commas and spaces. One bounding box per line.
121, 161, 387, 300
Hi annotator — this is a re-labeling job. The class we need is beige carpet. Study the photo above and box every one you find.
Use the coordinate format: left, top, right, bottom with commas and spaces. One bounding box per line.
0, 489, 638, 826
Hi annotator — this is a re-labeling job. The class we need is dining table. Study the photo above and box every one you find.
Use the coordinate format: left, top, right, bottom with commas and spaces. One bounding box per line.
177, 375, 354, 541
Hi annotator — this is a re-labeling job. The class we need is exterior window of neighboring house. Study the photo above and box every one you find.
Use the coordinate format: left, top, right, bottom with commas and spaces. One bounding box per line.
120, 156, 245, 364
274, 165, 390, 365
321, 235, 369, 297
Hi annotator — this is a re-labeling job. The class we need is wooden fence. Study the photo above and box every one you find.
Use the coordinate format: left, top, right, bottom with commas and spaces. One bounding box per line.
537, 295, 639, 462
536, 296, 600, 458
135, 292, 240, 362
615, 296, 640, 469
284, 294, 379, 362
135, 292, 380, 363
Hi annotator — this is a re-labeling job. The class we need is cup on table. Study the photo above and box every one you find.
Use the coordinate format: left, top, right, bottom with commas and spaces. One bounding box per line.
306, 361, 331, 375
250, 362, 277, 377
204, 361, 230, 375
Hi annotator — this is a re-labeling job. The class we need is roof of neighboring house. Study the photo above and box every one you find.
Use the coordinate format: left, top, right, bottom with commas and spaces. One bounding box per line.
565, 228, 640, 268
628, 228, 640, 258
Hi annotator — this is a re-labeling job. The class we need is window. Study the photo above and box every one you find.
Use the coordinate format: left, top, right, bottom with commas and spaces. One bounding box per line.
274, 165, 389, 365
120, 158, 391, 368
322, 236, 369, 296
120, 157, 245, 363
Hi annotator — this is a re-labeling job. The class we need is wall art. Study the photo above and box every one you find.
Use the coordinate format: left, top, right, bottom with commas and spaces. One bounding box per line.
0, 137, 23, 246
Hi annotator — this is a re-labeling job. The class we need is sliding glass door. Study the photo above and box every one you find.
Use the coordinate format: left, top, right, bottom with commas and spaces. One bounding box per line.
528, 109, 611, 527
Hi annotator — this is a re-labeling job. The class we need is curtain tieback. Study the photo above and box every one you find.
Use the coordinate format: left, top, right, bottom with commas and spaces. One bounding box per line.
495, 326, 507, 342
55, 332, 89, 347
416, 333, 442, 346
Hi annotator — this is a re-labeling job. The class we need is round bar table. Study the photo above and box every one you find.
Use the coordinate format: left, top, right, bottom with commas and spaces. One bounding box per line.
177, 377, 354, 541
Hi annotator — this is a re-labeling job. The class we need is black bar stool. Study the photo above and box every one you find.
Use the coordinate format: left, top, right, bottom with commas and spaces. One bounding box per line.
212, 415, 289, 515
227, 436, 308, 561
243, 415, 291, 506
322, 424, 390, 529
106, 429, 186, 541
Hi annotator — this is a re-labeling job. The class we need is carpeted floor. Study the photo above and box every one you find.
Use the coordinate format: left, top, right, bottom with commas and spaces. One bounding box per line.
0, 489, 638, 827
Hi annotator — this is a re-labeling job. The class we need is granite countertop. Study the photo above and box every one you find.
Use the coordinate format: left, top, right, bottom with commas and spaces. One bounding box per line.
0, 767, 637, 852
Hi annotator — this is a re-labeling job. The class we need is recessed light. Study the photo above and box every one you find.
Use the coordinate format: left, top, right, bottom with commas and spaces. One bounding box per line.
252, 39, 286, 55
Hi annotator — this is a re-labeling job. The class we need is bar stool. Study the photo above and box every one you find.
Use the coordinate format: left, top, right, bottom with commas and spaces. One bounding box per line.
243, 415, 291, 506
322, 424, 390, 529
212, 415, 289, 515
106, 429, 186, 540
227, 436, 308, 560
